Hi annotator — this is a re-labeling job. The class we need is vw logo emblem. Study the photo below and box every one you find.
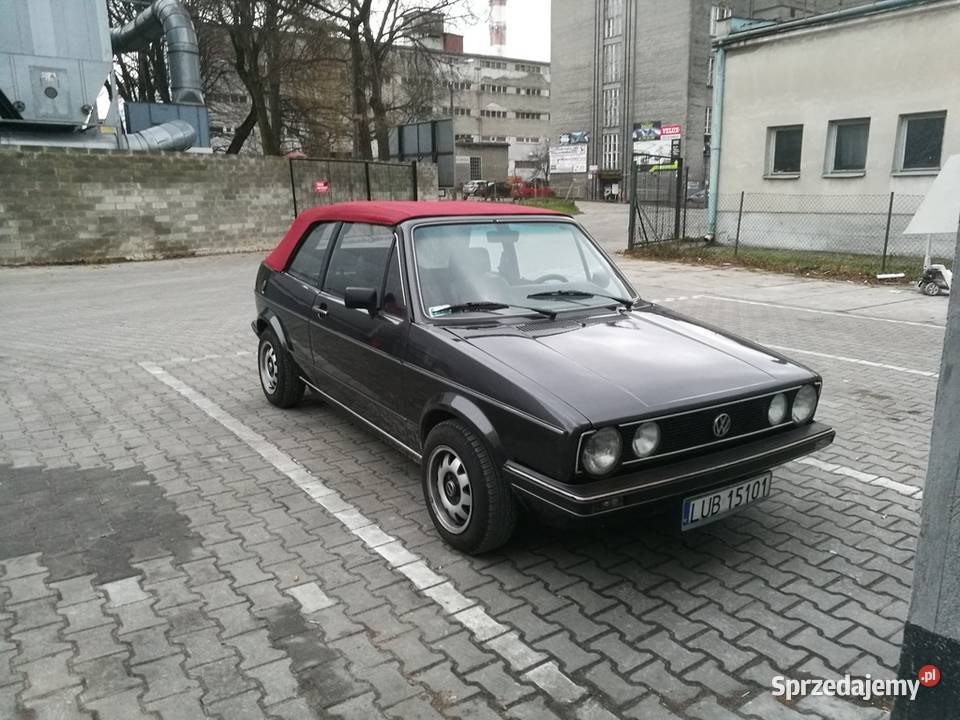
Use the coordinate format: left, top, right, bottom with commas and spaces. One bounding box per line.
713, 413, 732, 438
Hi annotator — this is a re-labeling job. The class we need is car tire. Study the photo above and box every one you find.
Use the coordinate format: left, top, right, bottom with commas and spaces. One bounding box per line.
923, 281, 942, 296
422, 420, 518, 554
258, 328, 305, 408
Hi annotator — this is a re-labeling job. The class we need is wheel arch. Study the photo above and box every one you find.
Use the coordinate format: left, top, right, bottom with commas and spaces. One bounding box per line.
255, 310, 291, 353
419, 393, 507, 467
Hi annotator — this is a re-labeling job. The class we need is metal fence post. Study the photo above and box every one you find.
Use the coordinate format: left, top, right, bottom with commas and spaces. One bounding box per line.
288, 158, 298, 219
364, 161, 372, 201
881, 190, 895, 273
411, 161, 419, 201
682, 166, 689, 239
673, 158, 683, 240
734, 190, 745, 256
628, 162, 638, 251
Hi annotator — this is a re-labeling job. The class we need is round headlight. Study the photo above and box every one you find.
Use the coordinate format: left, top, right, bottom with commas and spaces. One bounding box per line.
582, 427, 622, 475
632, 422, 660, 458
768, 393, 788, 426
792, 385, 818, 424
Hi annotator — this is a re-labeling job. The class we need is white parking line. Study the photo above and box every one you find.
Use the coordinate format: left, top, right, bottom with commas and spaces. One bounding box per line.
139, 361, 588, 705
702, 295, 945, 330
795, 457, 923, 500
764, 344, 938, 379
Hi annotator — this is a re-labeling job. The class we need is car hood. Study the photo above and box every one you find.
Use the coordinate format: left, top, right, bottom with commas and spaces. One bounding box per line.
449, 307, 814, 424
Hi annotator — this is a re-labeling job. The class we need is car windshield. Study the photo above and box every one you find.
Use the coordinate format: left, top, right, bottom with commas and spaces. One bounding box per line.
413, 221, 634, 318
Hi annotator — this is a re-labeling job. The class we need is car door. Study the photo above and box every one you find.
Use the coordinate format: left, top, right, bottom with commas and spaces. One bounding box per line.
263, 221, 338, 376
310, 223, 411, 441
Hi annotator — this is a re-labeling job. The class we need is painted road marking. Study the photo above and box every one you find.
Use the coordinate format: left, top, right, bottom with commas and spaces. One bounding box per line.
796, 456, 923, 500
703, 295, 945, 330
765, 344, 938, 379
139, 361, 589, 704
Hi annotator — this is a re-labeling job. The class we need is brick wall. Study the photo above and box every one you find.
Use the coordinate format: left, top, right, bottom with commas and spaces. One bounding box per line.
0, 147, 438, 265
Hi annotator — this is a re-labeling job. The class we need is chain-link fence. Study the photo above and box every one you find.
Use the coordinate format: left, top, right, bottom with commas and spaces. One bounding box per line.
665, 192, 956, 272
289, 157, 418, 217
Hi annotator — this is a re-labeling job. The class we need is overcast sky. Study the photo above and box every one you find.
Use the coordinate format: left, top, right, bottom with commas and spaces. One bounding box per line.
449, 0, 551, 61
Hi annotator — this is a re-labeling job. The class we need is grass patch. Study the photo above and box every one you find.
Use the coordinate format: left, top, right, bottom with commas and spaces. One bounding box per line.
519, 198, 582, 215
625, 240, 942, 283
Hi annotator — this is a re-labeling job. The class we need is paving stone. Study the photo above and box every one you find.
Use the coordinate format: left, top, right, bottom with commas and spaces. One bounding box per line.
83, 687, 156, 720
61, 597, 114, 635
287, 581, 336, 613
327, 690, 384, 720
12, 622, 73, 664
1, 553, 46, 580
623, 695, 683, 720
534, 631, 601, 674
583, 660, 643, 706
228, 628, 286, 670
71, 623, 125, 664
139, 653, 200, 703
465, 661, 535, 708
23, 684, 93, 720
192, 655, 256, 704
505, 696, 563, 720
20, 650, 80, 700
687, 629, 756, 672
684, 658, 750, 699
144, 689, 206, 720
631, 658, 700, 704
111, 598, 165, 635
3, 573, 55, 605
589, 631, 653, 673
102, 577, 150, 608
245, 657, 299, 706
413, 661, 480, 706
204, 689, 265, 720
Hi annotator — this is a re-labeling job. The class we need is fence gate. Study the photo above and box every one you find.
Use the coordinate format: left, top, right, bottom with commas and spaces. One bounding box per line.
628, 153, 684, 249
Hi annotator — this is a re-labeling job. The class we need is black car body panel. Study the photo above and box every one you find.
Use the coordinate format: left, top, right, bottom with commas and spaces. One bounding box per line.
254, 207, 835, 522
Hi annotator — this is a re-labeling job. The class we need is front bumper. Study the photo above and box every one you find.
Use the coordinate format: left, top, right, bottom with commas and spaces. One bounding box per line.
504, 422, 834, 518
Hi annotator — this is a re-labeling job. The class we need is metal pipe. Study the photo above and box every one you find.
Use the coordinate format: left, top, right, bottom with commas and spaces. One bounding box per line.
706, 45, 725, 239
0, 120, 195, 151
110, 0, 204, 106
715, 0, 942, 47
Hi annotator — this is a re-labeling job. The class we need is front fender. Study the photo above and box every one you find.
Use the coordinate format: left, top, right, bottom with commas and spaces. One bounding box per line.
420, 392, 507, 467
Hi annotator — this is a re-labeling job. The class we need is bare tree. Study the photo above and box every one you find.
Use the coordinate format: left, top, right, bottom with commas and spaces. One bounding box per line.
296, 0, 471, 159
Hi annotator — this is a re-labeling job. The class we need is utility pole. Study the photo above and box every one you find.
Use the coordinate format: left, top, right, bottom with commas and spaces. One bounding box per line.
892, 223, 960, 719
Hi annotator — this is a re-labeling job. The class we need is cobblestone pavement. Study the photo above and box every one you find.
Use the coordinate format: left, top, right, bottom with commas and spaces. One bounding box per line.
0, 251, 948, 719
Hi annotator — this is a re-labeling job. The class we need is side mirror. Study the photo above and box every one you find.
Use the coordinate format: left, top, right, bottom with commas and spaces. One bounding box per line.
344, 287, 378, 316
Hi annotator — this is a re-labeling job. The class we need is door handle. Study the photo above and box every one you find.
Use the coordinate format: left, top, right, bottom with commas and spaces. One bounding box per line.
312, 301, 328, 318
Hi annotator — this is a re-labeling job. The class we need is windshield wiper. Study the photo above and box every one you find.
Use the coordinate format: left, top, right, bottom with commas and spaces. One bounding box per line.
430, 301, 557, 319
526, 290, 635, 308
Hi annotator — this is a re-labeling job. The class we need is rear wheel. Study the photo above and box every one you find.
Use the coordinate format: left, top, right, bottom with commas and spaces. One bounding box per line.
422, 420, 517, 554
258, 328, 304, 408
923, 281, 942, 296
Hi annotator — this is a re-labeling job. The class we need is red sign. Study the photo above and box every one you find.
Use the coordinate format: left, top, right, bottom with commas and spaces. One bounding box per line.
313, 179, 330, 194
660, 124, 683, 138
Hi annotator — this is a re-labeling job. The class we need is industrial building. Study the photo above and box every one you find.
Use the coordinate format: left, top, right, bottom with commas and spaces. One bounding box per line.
549, 0, 870, 200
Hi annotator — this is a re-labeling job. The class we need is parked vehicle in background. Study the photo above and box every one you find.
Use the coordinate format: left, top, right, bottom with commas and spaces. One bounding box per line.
512, 179, 556, 200
461, 180, 484, 197
253, 201, 834, 553
475, 181, 513, 200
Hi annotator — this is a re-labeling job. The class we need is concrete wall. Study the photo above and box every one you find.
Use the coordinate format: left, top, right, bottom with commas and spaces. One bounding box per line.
0, 147, 438, 265
718, 1, 960, 198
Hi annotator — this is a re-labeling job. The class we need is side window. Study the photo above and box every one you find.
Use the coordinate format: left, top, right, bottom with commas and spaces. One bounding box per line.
288, 223, 337, 285
322, 223, 394, 297
381, 245, 407, 318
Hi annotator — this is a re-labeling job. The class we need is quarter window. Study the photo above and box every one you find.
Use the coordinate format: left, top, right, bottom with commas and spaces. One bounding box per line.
382, 245, 406, 318
322, 224, 394, 298
898, 112, 946, 171
287, 222, 337, 285
827, 119, 869, 173
767, 125, 803, 175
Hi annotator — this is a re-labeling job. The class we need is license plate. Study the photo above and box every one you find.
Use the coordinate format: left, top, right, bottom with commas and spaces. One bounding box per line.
681, 473, 772, 530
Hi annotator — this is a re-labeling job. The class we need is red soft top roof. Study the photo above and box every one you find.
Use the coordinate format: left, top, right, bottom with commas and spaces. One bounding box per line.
264, 200, 564, 271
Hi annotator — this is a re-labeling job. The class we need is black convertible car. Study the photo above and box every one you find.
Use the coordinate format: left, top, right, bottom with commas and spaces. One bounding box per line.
254, 201, 834, 553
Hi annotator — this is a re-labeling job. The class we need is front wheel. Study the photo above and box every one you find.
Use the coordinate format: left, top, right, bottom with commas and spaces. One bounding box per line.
422, 420, 518, 554
258, 328, 305, 408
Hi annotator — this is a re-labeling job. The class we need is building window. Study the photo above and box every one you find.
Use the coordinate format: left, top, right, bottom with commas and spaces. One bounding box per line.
480, 84, 508, 94
455, 134, 474, 143
602, 132, 620, 170
516, 112, 543, 121
766, 125, 803, 175
710, 5, 732, 36
515, 63, 541, 73
480, 60, 507, 70
514, 160, 540, 169
704, 106, 712, 136
451, 81, 472, 91
453, 107, 472, 117
520, 88, 543, 96
602, 87, 620, 129
897, 111, 946, 171
604, 0, 623, 38
480, 109, 507, 118
603, 42, 621, 83
826, 119, 869, 174
707, 55, 715, 87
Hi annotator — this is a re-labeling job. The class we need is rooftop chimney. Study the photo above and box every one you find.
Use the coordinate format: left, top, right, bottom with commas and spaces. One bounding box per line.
490, 0, 506, 55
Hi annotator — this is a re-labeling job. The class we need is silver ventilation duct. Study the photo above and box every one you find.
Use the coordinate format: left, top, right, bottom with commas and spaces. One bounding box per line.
0, 120, 196, 151
110, 0, 205, 106
119, 119, 197, 151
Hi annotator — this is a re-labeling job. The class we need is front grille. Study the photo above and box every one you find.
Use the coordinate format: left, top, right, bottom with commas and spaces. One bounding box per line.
614, 387, 805, 467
